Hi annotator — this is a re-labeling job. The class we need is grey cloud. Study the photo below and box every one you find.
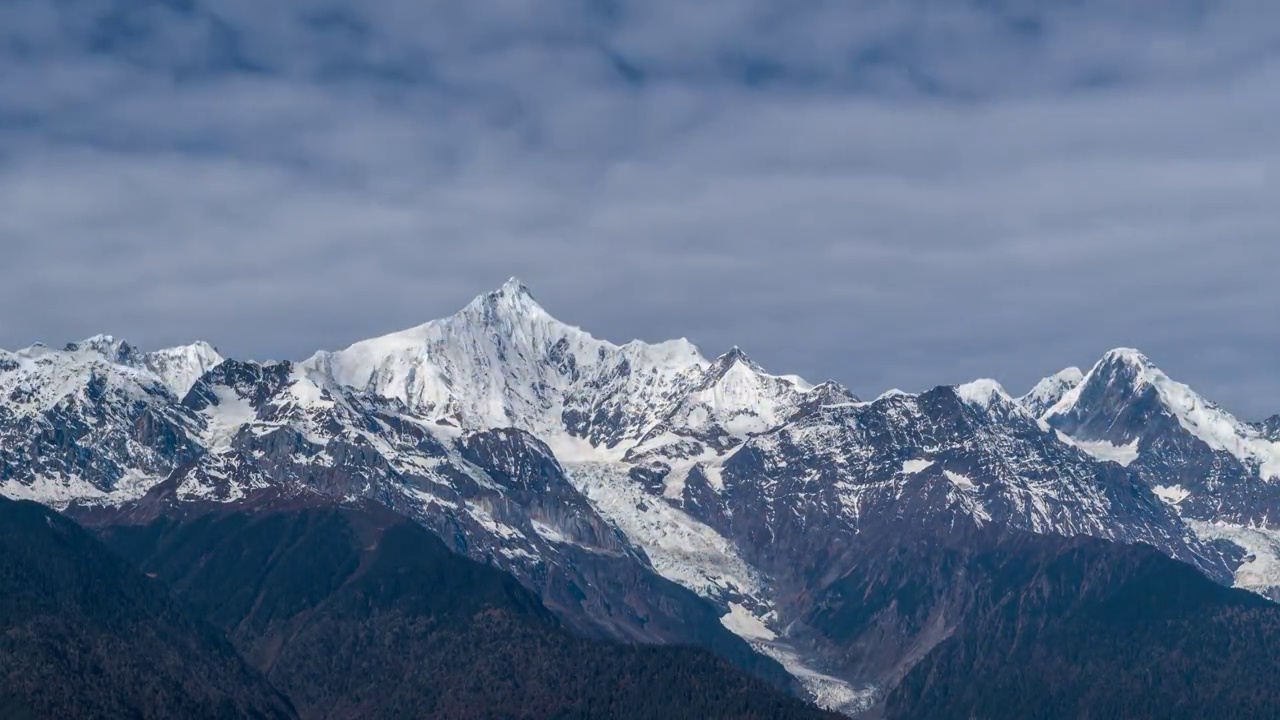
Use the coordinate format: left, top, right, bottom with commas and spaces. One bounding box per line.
0, 0, 1278, 418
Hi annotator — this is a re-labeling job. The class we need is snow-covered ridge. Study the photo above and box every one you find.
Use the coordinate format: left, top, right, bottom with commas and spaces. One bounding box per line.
2, 334, 223, 399
304, 278, 819, 460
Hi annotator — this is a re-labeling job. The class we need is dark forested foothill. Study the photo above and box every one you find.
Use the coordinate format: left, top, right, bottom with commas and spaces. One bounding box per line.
98, 502, 839, 720
796, 526, 1280, 720
0, 497, 297, 720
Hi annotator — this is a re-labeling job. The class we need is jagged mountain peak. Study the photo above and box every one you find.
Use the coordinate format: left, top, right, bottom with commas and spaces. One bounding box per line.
1047, 348, 1280, 484
706, 346, 766, 378
1045, 348, 1167, 422
1255, 415, 1280, 441
1019, 366, 1085, 418
5, 333, 223, 399
64, 334, 139, 362
460, 276, 551, 323
305, 283, 716, 452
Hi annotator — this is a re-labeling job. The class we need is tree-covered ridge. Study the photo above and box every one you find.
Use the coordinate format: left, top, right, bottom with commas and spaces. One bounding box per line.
99, 503, 839, 720
0, 497, 297, 720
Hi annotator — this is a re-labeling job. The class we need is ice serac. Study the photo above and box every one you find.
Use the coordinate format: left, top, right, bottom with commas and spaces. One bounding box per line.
1018, 366, 1084, 418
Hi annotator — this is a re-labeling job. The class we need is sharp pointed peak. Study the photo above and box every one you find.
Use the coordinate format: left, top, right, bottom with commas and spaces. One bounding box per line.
499, 276, 533, 297
708, 345, 765, 374
462, 277, 547, 317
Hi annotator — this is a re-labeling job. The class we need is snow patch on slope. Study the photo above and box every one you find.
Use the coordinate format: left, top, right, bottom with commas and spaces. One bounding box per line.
1066, 437, 1141, 467
199, 386, 259, 452
1153, 484, 1191, 506
901, 458, 934, 475
720, 603, 777, 641
944, 470, 977, 491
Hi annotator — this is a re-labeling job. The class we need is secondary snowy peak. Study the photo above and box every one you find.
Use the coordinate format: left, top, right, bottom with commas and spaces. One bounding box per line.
139, 341, 224, 397
63, 334, 140, 363
7, 334, 224, 399
1046, 348, 1280, 482
700, 383, 1227, 582
625, 348, 816, 463
0, 339, 206, 505
1019, 367, 1084, 418
955, 379, 1013, 409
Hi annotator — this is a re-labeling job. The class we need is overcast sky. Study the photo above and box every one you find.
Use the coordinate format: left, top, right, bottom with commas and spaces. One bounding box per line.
1, 1, 1277, 418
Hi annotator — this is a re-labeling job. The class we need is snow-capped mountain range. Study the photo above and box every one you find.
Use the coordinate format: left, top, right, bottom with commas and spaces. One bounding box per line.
3, 278, 1278, 714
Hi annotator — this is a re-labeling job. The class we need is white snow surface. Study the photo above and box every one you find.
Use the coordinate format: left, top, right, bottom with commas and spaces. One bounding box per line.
1064, 437, 1141, 467
956, 379, 1012, 408
901, 458, 935, 475
1049, 348, 1280, 479
719, 603, 777, 641
1152, 485, 1191, 506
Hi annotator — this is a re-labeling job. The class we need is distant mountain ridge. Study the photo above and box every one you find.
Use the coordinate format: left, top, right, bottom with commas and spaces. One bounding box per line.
5, 278, 1280, 714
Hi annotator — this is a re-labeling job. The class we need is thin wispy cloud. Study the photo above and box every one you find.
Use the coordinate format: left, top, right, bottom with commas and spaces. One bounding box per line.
1, 1, 1277, 416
